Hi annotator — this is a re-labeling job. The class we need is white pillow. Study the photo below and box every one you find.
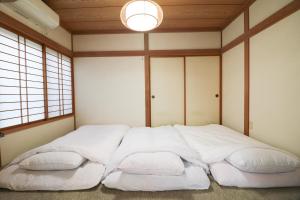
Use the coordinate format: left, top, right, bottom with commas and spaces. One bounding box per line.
19, 152, 86, 171
226, 148, 300, 173
118, 152, 184, 176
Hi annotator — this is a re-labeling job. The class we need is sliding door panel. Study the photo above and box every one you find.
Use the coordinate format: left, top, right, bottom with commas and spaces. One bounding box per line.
186, 56, 220, 125
150, 57, 184, 126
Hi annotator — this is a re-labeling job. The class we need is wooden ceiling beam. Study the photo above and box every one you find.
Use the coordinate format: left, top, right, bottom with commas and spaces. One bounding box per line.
71, 28, 222, 35
44, 0, 246, 9
54, 5, 243, 22
63, 18, 225, 34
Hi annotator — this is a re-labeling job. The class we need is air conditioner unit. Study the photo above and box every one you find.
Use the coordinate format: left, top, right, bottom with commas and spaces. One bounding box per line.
1, 0, 59, 29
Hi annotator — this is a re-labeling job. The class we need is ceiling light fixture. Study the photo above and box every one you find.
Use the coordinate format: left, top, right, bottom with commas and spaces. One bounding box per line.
120, 0, 163, 32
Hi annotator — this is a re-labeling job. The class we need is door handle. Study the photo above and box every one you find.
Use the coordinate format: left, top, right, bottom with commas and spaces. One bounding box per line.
215, 94, 219, 98
151, 95, 155, 99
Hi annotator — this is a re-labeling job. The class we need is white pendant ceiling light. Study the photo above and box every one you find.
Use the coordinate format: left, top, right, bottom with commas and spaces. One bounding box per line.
120, 0, 163, 32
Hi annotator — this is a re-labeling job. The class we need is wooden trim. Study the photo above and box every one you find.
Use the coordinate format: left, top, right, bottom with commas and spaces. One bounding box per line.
248, 0, 300, 38
17, 36, 23, 124
222, 0, 300, 53
244, 8, 250, 136
71, 34, 77, 130
57, 52, 62, 115
73, 50, 145, 57
24, 39, 29, 122
152, 27, 221, 33
222, 0, 256, 29
72, 27, 221, 35
145, 56, 151, 127
0, 146, 1, 168
71, 57, 76, 129
0, 114, 74, 135
183, 57, 187, 125
73, 49, 221, 57
0, 11, 72, 57
149, 49, 221, 57
42, 45, 49, 119
144, 33, 151, 127
219, 31, 223, 125
221, 33, 245, 53
219, 55, 222, 125
144, 33, 149, 51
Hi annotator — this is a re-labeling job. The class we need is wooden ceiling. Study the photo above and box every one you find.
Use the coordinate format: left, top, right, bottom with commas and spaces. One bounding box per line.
43, 0, 252, 34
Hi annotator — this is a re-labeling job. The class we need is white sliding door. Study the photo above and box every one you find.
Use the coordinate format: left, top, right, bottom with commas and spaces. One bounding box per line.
185, 56, 220, 125
150, 57, 184, 126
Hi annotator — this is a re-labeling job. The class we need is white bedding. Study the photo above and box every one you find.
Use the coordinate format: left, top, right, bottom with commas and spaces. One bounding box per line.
19, 152, 86, 170
174, 124, 297, 164
0, 161, 105, 191
11, 125, 129, 165
105, 126, 208, 175
103, 164, 210, 191
210, 161, 300, 188
103, 126, 209, 191
118, 152, 185, 176
0, 124, 129, 191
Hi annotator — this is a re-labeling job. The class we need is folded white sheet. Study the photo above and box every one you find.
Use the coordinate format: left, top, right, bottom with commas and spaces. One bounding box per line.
19, 152, 86, 171
0, 161, 105, 191
118, 152, 185, 176
103, 164, 210, 191
210, 161, 300, 188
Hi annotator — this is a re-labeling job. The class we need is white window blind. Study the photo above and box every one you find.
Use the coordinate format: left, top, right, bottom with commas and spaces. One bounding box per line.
46, 48, 72, 118
0, 27, 45, 129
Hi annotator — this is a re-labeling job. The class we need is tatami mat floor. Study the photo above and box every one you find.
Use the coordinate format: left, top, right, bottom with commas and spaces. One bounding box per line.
1, 180, 300, 200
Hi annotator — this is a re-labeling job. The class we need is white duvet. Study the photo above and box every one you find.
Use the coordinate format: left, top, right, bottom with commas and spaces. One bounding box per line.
105, 126, 208, 174
103, 126, 209, 191
175, 124, 285, 164
0, 124, 129, 191
11, 125, 129, 165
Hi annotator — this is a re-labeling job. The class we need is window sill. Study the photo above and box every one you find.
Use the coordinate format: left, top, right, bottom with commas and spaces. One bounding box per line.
0, 114, 74, 135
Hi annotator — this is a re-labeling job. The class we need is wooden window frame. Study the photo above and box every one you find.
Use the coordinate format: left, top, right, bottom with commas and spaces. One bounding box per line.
0, 24, 74, 135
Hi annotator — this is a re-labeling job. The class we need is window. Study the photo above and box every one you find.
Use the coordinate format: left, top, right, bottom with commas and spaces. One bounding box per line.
46, 48, 73, 118
0, 27, 73, 130
0, 27, 45, 129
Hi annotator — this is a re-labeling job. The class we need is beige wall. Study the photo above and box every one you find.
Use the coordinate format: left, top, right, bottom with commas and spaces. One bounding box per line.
74, 57, 145, 127
221, 0, 299, 157
73, 33, 144, 51
0, 117, 74, 166
149, 32, 221, 50
222, 13, 244, 47
249, 11, 300, 157
222, 43, 244, 133
0, 4, 72, 50
249, 0, 293, 28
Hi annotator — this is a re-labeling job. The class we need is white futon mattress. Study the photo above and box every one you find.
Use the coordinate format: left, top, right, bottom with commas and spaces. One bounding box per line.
210, 161, 300, 188
103, 164, 210, 191
0, 161, 105, 191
